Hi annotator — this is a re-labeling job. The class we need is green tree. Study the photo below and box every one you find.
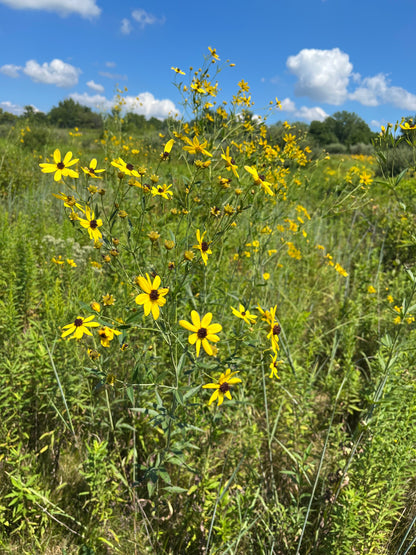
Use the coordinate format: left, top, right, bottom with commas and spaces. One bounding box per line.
48, 99, 102, 129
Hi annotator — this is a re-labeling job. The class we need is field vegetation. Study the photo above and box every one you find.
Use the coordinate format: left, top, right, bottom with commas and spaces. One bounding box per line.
1, 50, 416, 554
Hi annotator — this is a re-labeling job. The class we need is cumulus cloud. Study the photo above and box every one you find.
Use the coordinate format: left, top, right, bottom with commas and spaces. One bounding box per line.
121, 9, 165, 34
0, 64, 22, 78
349, 73, 416, 111
87, 80, 104, 93
121, 18, 132, 35
0, 0, 100, 18
0, 100, 25, 115
287, 48, 353, 105
132, 8, 165, 28
278, 97, 328, 122
23, 59, 80, 87
295, 106, 329, 122
70, 91, 177, 120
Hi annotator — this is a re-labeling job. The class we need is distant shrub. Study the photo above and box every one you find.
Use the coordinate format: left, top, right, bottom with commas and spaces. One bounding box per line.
325, 142, 348, 153
350, 142, 374, 156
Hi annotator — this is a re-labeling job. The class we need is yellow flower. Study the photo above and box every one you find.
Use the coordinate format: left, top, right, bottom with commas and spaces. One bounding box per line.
39, 149, 79, 181
148, 231, 160, 243
183, 136, 212, 157
52, 191, 82, 209
179, 311, 222, 357
269, 353, 282, 379
171, 67, 185, 75
102, 293, 115, 306
78, 206, 103, 242
367, 285, 376, 294
267, 306, 281, 353
52, 255, 65, 265
161, 138, 174, 160
231, 304, 257, 325
151, 183, 173, 199
98, 326, 122, 348
61, 315, 100, 339
221, 146, 239, 178
90, 301, 101, 312
193, 229, 212, 265
82, 158, 105, 178
208, 46, 220, 60
66, 258, 77, 267
244, 166, 274, 196
202, 368, 241, 406
135, 274, 169, 320
111, 157, 141, 177
263, 272, 270, 281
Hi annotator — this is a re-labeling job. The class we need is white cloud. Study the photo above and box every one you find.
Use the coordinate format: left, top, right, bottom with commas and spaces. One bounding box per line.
131, 8, 165, 28
0, 64, 22, 78
349, 73, 416, 111
106, 61, 116, 68
0, 0, 100, 18
23, 59, 80, 87
287, 48, 353, 105
70, 91, 177, 119
121, 18, 132, 35
0, 100, 24, 115
87, 80, 104, 93
278, 97, 328, 122
99, 70, 127, 80
280, 97, 296, 112
295, 106, 329, 122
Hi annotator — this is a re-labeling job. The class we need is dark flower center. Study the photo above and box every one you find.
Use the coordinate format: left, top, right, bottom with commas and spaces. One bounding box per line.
57, 162, 65, 170
259, 174, 266, 181
197, 327, 207, 339
74, 318, 83, 327
231, 158, 236, 165
89, 219, 98, 229
126, 163, 134, 171
241, 311, 246, 316
89, 167, 96, 174
149, 289, 159, 301
219, 382, 230, 393
201, 241, 209, 252
158, 187, 163, 192
273, 324, 281, 336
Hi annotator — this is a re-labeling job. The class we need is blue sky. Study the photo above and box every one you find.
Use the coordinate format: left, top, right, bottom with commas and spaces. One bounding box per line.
0, 0, 415, 130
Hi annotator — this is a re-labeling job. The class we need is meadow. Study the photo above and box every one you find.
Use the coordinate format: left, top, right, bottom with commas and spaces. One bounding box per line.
1, 51, 416, 554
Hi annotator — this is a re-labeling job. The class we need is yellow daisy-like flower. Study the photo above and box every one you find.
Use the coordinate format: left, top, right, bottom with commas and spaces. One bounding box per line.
161, 138, 175, 160
102, 293, 115, 306
208, 46, 220, 61
39, 149, 79, 181
135, 274, 169, 320
202, 368, 241, 406
230, 304, 257, 325
98, 326, 122, 348
221, 146, 239, 178
52, 191, 82, 209
269, 353, 283, 379
82, 158, 105, 178
244, 165, 274, 196
151, 183, 173, 199
78, 206, 103, 242
179, 311, 222, 357
183, 136, 213, 157
266, 306, 281, 352
171, 67, 185, 75
61, 315, 100, 339
193, 229, 212, 266
111, 157, 141, 178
